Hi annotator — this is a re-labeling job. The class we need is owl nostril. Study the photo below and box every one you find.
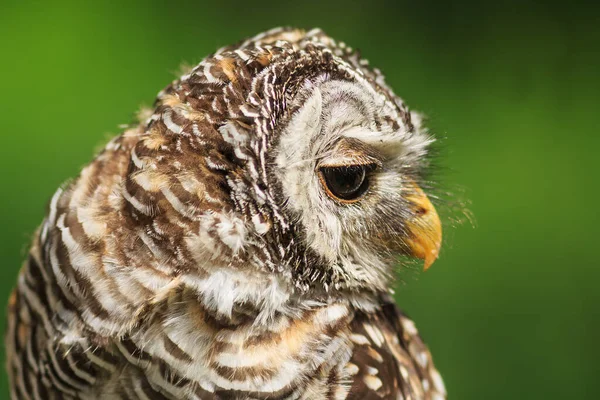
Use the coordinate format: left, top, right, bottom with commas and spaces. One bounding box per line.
415, 207, 427, 216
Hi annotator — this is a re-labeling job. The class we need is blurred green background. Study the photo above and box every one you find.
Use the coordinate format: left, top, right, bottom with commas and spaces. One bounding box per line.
1, 0, 598, 398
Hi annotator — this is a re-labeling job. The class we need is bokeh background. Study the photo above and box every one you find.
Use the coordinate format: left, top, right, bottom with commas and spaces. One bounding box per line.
1, 0, 598, 398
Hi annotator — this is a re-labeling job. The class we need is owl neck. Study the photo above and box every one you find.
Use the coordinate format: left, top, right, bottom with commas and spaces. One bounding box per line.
181, 266, 383, 332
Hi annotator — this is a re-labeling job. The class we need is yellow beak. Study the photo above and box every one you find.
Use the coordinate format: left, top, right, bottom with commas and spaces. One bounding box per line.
404, 181, 442, 271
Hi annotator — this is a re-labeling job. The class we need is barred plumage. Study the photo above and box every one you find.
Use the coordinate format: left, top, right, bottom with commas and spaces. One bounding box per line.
6, 27, 446, 399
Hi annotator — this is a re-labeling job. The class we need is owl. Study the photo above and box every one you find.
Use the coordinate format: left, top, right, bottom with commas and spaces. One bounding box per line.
6, 28, 447, 399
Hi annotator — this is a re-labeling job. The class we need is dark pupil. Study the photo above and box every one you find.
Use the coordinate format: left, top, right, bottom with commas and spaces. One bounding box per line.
321, 166, 368, 200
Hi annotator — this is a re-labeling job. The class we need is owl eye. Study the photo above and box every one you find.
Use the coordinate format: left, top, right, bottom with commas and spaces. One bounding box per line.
318, 165, 374, 202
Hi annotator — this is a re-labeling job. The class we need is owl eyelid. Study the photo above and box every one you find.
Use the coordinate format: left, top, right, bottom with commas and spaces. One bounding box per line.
316, 148, 382, 170
317, 137, 383, 170
317, 159, 380, 169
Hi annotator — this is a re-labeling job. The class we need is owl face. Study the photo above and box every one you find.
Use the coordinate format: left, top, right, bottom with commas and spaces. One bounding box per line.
271, 78, 441, 294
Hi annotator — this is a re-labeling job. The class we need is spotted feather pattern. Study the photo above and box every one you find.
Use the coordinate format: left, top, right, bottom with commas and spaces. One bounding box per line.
6, 27, 446, 399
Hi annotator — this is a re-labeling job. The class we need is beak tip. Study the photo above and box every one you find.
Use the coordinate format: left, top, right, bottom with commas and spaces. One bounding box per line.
422, 246, 440, 271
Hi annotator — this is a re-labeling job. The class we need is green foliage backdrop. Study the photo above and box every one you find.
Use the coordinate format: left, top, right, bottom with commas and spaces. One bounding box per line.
1, 0, 598, 398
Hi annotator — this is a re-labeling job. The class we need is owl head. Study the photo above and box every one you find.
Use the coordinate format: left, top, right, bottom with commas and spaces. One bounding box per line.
128, 28, 441, 313
274, 76, 441, 294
